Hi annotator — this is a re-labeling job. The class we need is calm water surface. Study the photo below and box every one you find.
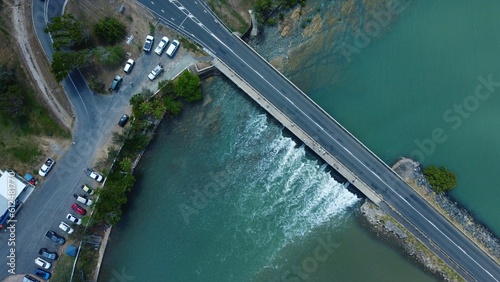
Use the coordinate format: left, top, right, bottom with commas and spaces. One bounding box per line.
99, 1, 500, 281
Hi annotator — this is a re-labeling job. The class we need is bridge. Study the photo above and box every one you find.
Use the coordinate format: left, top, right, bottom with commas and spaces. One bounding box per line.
139, 0, 500, 281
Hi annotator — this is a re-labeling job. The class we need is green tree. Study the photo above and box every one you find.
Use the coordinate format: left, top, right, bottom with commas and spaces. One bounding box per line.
423, 165, 458, 194
93, 17, 126, 44
93, 45, 126, 66
174, 71, 202, 102
51, 50, 93, 82
139, 100, 153, 116
158, 80, 176, 97
119, 157, 132, 172
163, 96, 183, 115
44, 14, 89, 50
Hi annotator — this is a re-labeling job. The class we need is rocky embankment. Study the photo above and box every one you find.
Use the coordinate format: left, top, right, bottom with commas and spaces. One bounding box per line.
361, 157, 500, 281
360, 201, 462, 281
392, 158, 500, 260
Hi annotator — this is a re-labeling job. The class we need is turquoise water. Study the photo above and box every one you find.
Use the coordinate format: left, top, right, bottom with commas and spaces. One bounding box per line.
302, 0, 500, 234
98, 1, 500, 281
98, 78, 436, 281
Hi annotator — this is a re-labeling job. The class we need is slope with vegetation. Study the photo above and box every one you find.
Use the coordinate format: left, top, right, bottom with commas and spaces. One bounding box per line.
0, 2, 70, 173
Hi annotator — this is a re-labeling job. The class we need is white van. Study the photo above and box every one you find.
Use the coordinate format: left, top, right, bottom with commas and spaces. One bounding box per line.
73, 194, 93, 206
166, 40, 180, 58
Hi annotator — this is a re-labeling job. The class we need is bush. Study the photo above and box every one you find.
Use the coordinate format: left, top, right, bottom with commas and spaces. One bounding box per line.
423, 165, 458, 194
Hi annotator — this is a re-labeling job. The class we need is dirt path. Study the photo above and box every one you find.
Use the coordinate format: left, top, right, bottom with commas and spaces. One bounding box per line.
11, 0, 73, 130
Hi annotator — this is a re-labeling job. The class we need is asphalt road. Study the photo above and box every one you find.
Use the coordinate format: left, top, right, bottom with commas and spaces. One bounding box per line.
0, 0, 142, 279
136, 0, 500, 281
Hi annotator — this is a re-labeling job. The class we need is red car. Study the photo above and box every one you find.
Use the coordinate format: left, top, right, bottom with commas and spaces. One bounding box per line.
71, 203, 87, 216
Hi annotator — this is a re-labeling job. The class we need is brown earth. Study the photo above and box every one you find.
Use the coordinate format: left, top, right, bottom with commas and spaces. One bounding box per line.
65, 0, 156, 93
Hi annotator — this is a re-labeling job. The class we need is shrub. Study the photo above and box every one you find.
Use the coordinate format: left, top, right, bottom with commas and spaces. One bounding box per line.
423, 165, 458, 194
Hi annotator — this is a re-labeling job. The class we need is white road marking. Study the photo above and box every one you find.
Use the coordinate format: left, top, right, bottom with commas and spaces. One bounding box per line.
165, 1, 498, 280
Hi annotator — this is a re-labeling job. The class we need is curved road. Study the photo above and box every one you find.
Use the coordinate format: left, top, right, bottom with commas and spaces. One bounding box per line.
0, 0, 135, 278
137, 0, 500, 281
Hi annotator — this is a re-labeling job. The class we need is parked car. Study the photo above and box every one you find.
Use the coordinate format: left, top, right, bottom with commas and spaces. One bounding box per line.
109, 75, 123, 92
166, 39, 180, 58
155, 36, 169, 55
84, 168, 104, 182
33, 268, 51, 280
59, 221, 74, 234
73, 194, 93, 206
34, 257, 51, 269
118, 114, 129, 127
38, 158, 55, 177
71, 203, 87, 216
123, 59, 135, 73
45, 230, 65, 245
66, 213, 82, 225
22, 275, 40, 282
38, 248, 58, 260
81, 184, 95, 195
143, 35, 154, 52
148, 64, 163, 81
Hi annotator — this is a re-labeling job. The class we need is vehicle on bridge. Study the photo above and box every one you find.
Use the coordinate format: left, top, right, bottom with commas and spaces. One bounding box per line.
38, 158, 55, 177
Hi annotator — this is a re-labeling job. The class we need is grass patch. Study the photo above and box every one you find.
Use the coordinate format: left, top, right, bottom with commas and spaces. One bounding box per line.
206, 0, 252, 34
178, 37, 200, 53
50, 253, 75, 282
7, 142, 41, 163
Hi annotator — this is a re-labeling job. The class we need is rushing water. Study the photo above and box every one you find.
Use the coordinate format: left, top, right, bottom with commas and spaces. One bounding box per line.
98, 78, 436, 281
99, 0, 500, 281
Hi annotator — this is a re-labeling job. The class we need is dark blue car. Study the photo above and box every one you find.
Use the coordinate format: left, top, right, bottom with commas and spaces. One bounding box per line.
34, 268, 51, 280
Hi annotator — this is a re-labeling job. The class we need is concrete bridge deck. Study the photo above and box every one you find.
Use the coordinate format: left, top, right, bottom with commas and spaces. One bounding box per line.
212, 58, 382, 204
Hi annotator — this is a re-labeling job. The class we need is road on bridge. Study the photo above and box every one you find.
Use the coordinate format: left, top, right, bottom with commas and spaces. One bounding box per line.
137, 0, 500, 281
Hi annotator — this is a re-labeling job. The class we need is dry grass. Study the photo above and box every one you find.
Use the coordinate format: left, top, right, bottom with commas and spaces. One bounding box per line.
66, 0, 155, 92
205, 0, 253, 34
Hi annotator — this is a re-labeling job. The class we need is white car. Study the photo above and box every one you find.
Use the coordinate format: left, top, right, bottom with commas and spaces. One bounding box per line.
148, 64, 163, 81
38, 158, 55, 177
34, 257, 51, 269
59, 221, 74, 234
154, 36, 169, 55
143, 35, 154, 52
66, 214, 82, 225
85, 168, 103, 182
166, 39, 180, 58
123, 59, 135, 73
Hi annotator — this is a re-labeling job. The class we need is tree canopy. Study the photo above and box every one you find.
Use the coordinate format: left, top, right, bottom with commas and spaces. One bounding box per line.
93, 17, 126, 45
51, 50, 93, 82
44, 14, 89, 51
175, 70, 202, 102
423, 165, 458, 194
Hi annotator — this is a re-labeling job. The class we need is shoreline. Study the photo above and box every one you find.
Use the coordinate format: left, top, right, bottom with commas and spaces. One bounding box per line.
392, 158, 500, 263
361, 157, 500, 281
